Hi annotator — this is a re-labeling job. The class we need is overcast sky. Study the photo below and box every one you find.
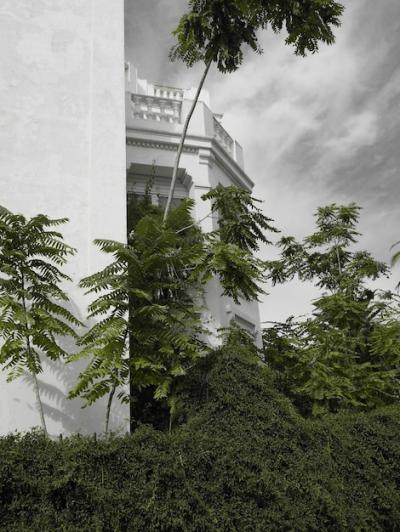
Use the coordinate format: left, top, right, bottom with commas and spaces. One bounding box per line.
125, 0, 400, 323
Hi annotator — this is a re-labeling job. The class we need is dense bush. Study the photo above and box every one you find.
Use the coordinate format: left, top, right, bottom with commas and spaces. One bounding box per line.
1, 345, 399, 531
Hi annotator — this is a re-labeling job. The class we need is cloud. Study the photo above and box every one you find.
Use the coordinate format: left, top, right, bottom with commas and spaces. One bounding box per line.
125, 0, 187, 84
125, 0, 400, 322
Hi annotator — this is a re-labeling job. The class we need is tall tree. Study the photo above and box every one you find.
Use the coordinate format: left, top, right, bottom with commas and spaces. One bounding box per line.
69, 198, 206, 433
0, 207, 80, 436
163, 0, 345, 220
264, 204, 400, 415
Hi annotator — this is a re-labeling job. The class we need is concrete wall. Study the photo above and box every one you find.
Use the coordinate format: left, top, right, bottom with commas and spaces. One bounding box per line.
0, 0, 128, 436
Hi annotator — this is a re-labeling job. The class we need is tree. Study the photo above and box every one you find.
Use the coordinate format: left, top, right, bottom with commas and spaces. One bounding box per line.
264, 204, 400, 415
69, 197, 206, 433
163, 0, 345, 220
198, 185, 278, 302
0, 207, 80, 436
71, 186, 276, 432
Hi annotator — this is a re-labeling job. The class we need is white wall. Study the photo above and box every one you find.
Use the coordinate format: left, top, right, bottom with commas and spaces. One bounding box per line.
0, 0, 128, 436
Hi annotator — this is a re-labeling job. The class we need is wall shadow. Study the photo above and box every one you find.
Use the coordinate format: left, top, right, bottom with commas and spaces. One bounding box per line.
20, 296, 129, 437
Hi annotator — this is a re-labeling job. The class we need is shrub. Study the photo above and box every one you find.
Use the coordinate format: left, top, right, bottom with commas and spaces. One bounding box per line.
1, 345, 399, 531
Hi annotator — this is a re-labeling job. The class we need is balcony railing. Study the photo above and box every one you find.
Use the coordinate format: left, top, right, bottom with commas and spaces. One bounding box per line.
130, 94, 182, 124
153, 84, 184, 100
213, 117, 234, 155
128, 93, 241, 165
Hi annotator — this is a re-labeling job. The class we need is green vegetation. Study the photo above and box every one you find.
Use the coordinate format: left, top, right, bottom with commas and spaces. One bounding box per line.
164, 0, 344, 220
264, 203, 400, 416
1, 344, 399, 531
69, 186, 276, 432
0, 207, 80, 436
2, 3, 399, 529
0, 197, 399, 529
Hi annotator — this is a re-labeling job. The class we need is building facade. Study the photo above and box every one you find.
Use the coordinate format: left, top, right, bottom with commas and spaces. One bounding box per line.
125, 64, 262, 345
0, 3, 261, 436
0, 0, 127, 436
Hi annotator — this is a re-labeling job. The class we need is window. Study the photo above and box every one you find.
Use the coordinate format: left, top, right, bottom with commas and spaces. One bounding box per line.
233, 314, 256, 336
157, 195, 184, 210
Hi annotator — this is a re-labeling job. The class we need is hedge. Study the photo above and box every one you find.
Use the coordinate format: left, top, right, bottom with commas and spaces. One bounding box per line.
1, 346, 399, 531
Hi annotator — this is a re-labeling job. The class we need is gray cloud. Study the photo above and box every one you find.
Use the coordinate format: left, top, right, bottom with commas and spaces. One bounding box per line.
125, 0, 186, 83
125, 0, 400, 322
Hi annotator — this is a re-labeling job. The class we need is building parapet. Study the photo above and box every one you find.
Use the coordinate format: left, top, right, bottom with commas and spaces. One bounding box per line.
213, 116, 234, 155
153, 84, 184, 100
131, 93, 182, 124
127, 90, 244, 168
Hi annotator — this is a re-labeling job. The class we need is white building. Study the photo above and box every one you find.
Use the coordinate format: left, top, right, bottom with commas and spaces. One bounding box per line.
125, 64, 262, 344
0, 2, 260, 436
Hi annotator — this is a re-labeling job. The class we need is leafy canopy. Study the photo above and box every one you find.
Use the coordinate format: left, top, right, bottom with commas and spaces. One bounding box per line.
0, 206, 79, 380
171, 0, 345, 72
264, 203, 400, 416
69, 198, 206, 421
0, 206, 80, 434
71, 186, 276, 425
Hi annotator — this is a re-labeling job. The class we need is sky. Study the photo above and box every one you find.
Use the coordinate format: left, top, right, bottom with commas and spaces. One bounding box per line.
125, 0, 400, 323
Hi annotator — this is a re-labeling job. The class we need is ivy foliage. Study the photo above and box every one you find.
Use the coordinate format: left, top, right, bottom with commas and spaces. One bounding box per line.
264, 203, 400, 415
1, 344, 399, 531
171, 0, 345, 72
0, 207, 80, 433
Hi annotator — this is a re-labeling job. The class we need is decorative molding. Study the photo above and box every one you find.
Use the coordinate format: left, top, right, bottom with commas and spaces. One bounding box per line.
126, 137, 198, 154
198, 148, 215, 167
211, 139, 254, 190
213, 116, 234, 155
130, 93, 182, 124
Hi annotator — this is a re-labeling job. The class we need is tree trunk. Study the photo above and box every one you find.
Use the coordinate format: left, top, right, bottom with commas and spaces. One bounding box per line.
336, 244, 342, 276
20, 271, 48, 437
32, 371, 48, 437
105, 384, 116, 435
163, 59, 212, 223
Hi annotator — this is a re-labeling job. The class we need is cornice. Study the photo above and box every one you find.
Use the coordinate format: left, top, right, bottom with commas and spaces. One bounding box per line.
210, 140, 254, 190
126, 137, 198, 154
126, 132, 254, 191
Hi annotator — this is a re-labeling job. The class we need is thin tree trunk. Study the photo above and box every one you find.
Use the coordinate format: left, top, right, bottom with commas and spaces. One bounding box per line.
105, 383, 116, 435
163, 59, 212, 223
336, 244, 342, 276
20, 271, 48, 437
32, 370, 48, 437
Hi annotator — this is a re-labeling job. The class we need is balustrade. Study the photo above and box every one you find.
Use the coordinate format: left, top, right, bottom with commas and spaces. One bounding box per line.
213, 117, 234, 155
130, 93, 182, 124
128, 93, 238, 162
153, 85, 184, 100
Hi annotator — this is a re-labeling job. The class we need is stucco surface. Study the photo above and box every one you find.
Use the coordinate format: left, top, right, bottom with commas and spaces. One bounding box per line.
0, 0, 127, 435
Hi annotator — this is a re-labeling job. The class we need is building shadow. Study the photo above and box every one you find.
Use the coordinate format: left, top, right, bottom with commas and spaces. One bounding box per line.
20, 296, 129, 437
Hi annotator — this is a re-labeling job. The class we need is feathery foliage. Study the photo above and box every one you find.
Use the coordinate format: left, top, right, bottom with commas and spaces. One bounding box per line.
0, 206, 79, 435
164, 0, 344, 221
264, 204, 400, 415
198, 186, 278, 303
72, 186, 276, 430
202, 185, 278, 252
171, 0, 345, 71
70, 197, 207, 432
